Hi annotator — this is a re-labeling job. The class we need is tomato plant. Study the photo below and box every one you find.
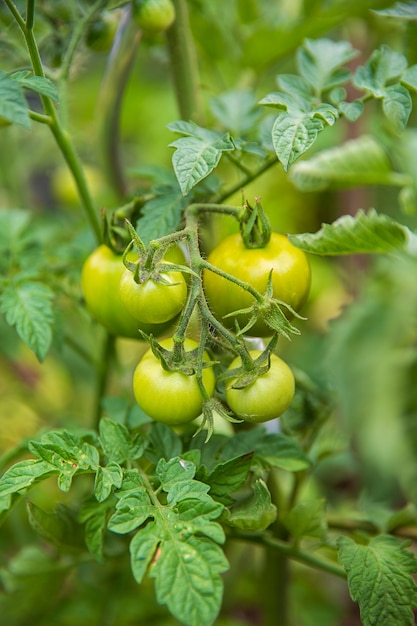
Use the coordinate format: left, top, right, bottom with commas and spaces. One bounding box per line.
203, 232, 311, 336
119, 263, 187, 324
2, 2, 417, 626
225, 351, 295, 422
133, 337, 215, 424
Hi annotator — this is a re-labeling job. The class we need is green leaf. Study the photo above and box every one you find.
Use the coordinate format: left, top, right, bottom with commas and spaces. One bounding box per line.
337, 535, 417, 626
297, 38, 358, 94
94, 462, 123, 502
401, 64, 417, 91
168, 121, 234, 195
0, 280, 55, 361
225, 479, 277, 531
99, 417, 145, 465
78, 499, 114, 561
27, 501, 83, 550
136, 188, 187, 246
283, 499, 328, 541
289, 135, 393, 192
0, 70, 30, 128
372, 2, 417, 20
124, 457, 227, 626
147, 422, 182, 463
254, 433, 311, 472
338, 100, 364, 122
289, 209, 410, 255
28, 431, 99, 492
354, 45, 408, 96
10, 71, 59, 102
108, 488, 154, 534
382, 84, 412, 132
209, 89, 262, 135
197, 453, 253, 506
0, 209, 33, 264
271, 111, 325, 170
0, 459, 56, 498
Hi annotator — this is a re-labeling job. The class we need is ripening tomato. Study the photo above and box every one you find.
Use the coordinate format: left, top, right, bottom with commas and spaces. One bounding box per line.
119, 263, 187, 325
132, 0, 175, 33
133, 338, 215, 424
225, 351, 295, 422
203, 232, 311, 336
81, 245, 178, 338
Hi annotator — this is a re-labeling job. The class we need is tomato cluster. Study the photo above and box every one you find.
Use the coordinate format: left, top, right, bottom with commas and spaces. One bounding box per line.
82, 231, 309, 428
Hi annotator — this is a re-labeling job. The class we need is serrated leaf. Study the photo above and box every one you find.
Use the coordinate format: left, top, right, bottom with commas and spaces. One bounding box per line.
0, 280, 55, 361
312, 103, 339, 125
79, 499, 114, 561
129, 522, 160, 583
0, 209, 33, 261
99, 417, 144, 465
354, 46, 408, 96
254, 433, 311, 472
108, 488, 153, 533
0, 70, 30, 128
170, 135, 234, 195
151, 535, 227, 626
0, 459, 56, 498
226, 479, 277, 531
94, 462, 123, 502
337, 535, 417, 626
136, 188, 186, 246
271, 111, 325, 171
297, 38, 358, 95
372, 2, 417, 19
289, 135, 392, 192
198, 453, 253, 505
10, 71, 59, 102
283, 499, 328, 541
289, 209, 409, 255
382, 84, 412, 132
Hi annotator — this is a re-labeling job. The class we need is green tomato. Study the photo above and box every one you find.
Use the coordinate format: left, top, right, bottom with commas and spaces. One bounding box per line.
132, 0, 175, 34
52, 164, 105, 207
133, 338, 215, 424
120, 263, 187, 325
225, 351, 295, 422
86, 12, 118, 52
203, 232, 311, 337
81, 245, 175, 338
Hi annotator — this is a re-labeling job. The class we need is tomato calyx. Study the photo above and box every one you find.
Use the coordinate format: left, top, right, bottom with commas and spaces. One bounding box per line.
196, 398, 241, 441
142, 333, 216, 377
239, 198, 271, 249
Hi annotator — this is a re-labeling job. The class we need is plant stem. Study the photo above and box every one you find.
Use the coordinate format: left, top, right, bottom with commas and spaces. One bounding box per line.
4, 0, 102, 244
214, 155, 278, 204
231, 530, 347, 580
93, 333, 116, 430
166, 0, 203, 122
97, 6, 142, 199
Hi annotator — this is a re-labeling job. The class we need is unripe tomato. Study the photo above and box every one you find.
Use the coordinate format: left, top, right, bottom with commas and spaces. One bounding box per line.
225, 351, 295, 422
133, 338, 215, 424
81, 245, 175, 338
52, 164, 105, 207
132, 0, 175, 34
120, 264, 187, 325
203, 232, 311, 337
86, 12, 118, 52
0, 116, 12, 127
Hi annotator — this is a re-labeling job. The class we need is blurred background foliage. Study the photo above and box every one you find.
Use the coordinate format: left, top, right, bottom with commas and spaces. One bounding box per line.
1, 0, 417, 625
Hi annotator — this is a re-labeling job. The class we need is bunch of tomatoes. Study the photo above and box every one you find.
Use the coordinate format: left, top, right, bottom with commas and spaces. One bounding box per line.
81, 228, 311, 430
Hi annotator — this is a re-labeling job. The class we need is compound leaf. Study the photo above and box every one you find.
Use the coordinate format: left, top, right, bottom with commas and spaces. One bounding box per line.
271, 111, 325, 170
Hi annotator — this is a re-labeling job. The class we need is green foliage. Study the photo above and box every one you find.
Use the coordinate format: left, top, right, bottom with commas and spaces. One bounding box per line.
2, 1, 417, 625
337, 535, 417, 626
